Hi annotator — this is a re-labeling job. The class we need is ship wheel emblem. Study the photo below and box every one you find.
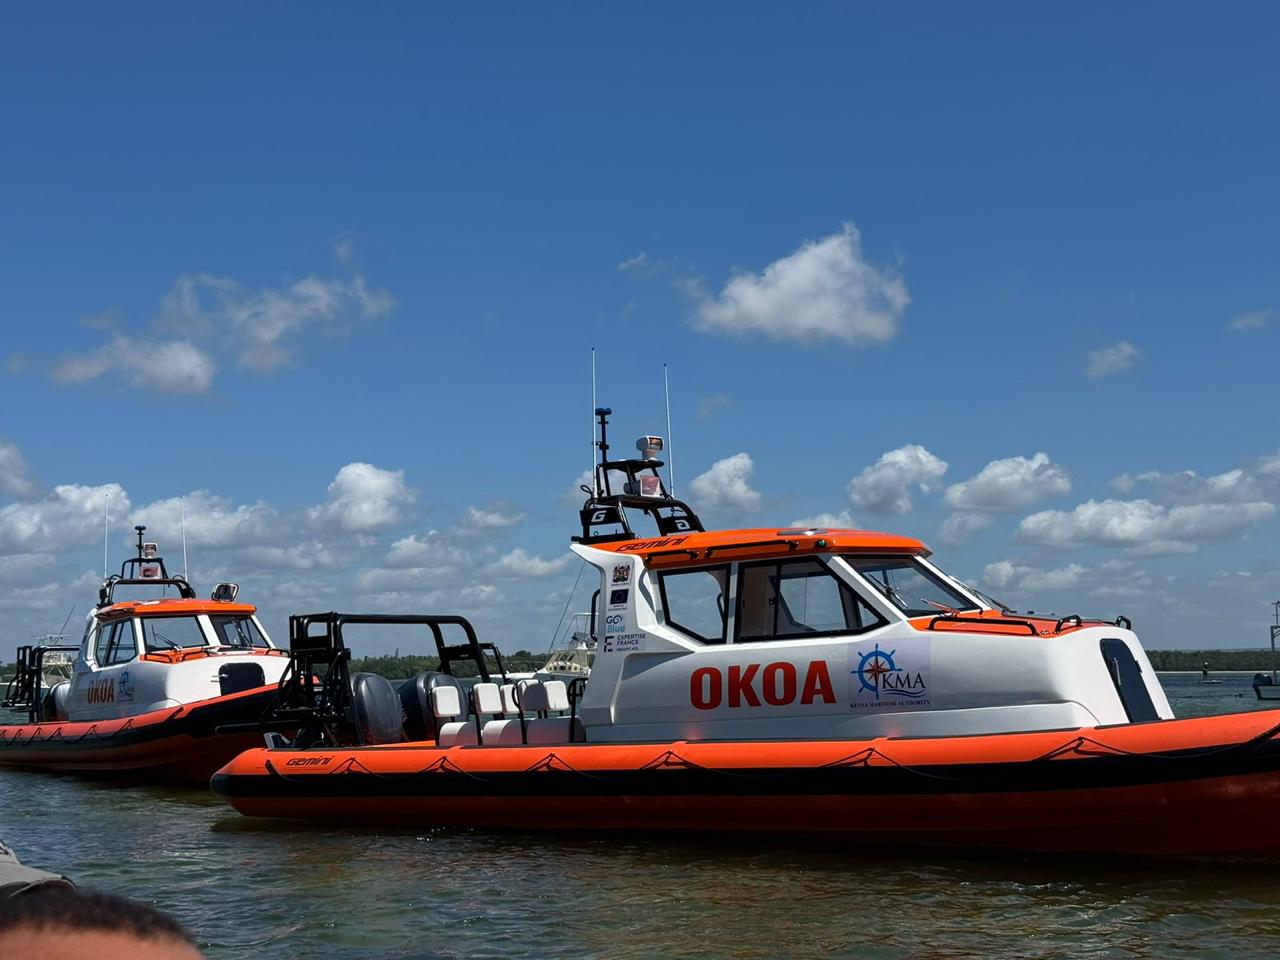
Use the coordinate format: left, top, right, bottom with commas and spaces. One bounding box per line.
854, 643, 899, 700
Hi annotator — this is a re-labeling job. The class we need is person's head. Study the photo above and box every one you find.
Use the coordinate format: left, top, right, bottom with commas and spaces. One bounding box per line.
0, 884, 203, 959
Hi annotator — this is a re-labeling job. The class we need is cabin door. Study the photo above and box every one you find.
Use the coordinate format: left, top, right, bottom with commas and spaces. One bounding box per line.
1099, 638, 1159, 723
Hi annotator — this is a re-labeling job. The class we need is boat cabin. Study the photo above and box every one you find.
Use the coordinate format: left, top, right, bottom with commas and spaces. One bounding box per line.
564, 409, 1172, 744
4, 526, 287, 724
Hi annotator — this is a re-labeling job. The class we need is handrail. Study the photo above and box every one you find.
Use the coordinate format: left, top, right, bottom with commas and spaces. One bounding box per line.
1115, 615, 1132, 630
646, 548, 702, 561
926, 615, 1038, 636
703, 539, 802, 559
2, 644, 80, 723
1054, 615, 1083, 634
567, 677, 588, 743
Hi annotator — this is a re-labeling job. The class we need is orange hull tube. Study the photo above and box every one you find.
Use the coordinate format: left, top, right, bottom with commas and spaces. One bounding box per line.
0, 685, 278, 783
212, 709, 1280, 856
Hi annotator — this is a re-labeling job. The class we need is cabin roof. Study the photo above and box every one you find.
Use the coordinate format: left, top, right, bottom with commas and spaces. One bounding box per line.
96, 598, 258, 620
589, 527, 929, 566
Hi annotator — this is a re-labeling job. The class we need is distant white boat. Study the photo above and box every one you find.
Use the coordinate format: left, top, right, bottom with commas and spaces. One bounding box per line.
509, 612, 594, 684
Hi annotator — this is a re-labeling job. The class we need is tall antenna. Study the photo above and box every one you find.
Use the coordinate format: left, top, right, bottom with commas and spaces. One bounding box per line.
664, 363, 675, 496
591, 347, 599, 496
180, 495, 189, 579
103, 492, 110, 577
57, 604, 76, 639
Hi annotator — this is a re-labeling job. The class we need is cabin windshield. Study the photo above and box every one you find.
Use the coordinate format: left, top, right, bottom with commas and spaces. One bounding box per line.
846, 557, 979, 617
209, 615, 270, 649
141, 616, 209, 651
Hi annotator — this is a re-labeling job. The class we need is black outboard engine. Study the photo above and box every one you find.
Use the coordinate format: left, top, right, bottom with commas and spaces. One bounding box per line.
351, 673, 404, 745
399, 671, 468, 742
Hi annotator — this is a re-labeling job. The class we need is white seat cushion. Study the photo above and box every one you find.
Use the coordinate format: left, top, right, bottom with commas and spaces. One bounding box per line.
500, 684, 519, 716
542, 680, 570, 713
431, 685, 463, 720
438, 721, 478, 747
481, 718, 526, 746
473, 682, 503, 715
525, 717, 572, 745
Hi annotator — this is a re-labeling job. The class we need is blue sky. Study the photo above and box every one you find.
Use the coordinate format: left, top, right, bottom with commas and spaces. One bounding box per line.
1, 3, 1277, 658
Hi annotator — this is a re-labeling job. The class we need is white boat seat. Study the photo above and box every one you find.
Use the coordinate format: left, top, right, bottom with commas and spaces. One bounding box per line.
543, 680, 570, 713
525, 716, 573, 745
500, 684, 520, 716
431, 685, 464, 721
480, 718, 526, 746
472, 682, 503, 717
438, 722, 479, 747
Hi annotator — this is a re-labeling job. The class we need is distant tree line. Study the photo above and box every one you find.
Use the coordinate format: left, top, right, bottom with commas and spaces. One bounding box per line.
2, 650, 1275, 688
1145, 649, 1275, 672
346, 650, 546, 679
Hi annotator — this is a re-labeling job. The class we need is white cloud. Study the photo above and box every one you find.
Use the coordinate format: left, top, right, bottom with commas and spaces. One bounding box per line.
847, 445, 947, 515
789, 509, 857, 529
308, 463, 413, 532
0, 439, 39, 498
0, 582, 60, 612
53, 335, 216, 394
239, 542, 335, 571
487, 547, 573, 578
1112, 454, 1280, 506
1086, 341, 1140, 378
937, 512, 995, 545
944, 453, 1071, 511
689, 453, 763, 511
1227, 310, 1270, 332
691, 223, 909, 346
617, 251, 649, 273
0, 552, 57, 585
695, 394, 730, 421
382, 532, 468, 572
160, 271, 395, 373
983, 560, 1086, 592
333, 231, 363, 265
461, 502, 525, 529
357, 582, 502, 612
130, 491, 277, 549
563, 468, 595, 507
0, 483, 131, 551
356, 565, 436, 591
1018, 498, 1276, 552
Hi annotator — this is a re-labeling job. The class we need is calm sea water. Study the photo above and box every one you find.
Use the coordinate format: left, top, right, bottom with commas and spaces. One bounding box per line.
3, 673, 1279, 959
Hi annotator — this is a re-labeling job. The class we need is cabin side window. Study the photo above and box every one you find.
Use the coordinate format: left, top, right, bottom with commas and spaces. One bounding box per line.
93, 622, 116, 664
658, 565, 730, 644
736, 558, 885, 643
142, 616, 209, 651
103, 620, 138, 665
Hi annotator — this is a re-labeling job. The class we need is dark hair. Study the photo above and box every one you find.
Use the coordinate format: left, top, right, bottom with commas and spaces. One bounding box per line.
0, 885, 195, 946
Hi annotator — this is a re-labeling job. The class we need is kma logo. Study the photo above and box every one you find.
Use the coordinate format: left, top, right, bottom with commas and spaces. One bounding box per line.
853, 643, 927, 702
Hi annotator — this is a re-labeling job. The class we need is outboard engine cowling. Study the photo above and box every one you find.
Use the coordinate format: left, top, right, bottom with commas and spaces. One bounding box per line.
41, 681, 70, 722
351, 672, 404, 745
398, 672, 468, 743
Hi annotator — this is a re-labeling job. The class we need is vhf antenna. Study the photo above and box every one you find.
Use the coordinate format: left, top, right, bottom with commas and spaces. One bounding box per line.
102, 491, 110, 577
664, 363, 676, 497
590, 347, 599, 497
